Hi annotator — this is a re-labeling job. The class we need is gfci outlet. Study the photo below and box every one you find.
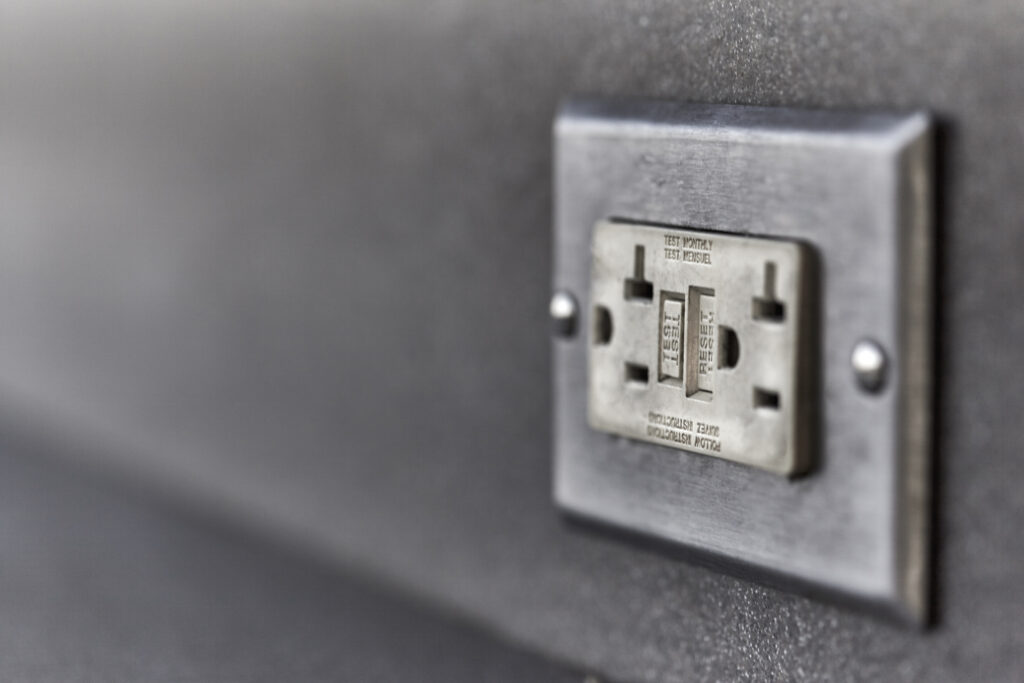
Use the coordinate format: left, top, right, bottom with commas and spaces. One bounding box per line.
588, 221, 814, 476
552, 98, 933, 622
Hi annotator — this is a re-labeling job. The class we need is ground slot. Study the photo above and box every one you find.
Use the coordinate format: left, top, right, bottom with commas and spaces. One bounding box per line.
593, 305, 613, 344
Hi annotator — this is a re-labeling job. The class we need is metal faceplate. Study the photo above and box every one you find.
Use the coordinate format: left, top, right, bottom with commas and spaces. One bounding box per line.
552, 98, 933, 622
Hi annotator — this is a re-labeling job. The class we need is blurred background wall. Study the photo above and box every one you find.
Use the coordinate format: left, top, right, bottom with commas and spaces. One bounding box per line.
2, 1, 1023, 680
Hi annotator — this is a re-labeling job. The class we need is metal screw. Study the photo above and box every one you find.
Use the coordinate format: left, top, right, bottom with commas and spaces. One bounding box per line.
549, 290, 578, 338
851, 339, 888, 393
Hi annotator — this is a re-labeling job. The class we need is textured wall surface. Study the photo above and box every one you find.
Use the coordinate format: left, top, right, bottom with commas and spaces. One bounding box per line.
0, 428, 587, 683
2, 1, 1024, 681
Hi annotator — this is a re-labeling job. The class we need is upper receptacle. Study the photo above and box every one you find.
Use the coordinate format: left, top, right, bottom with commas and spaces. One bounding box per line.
587, 220, 814, 476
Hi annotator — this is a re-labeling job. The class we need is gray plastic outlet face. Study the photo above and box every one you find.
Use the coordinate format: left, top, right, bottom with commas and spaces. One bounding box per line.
588, 221, 814, 476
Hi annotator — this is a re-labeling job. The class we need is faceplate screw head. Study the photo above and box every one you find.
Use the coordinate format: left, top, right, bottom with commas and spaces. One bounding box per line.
851, 338, 888, 393
549, 290, 578, 338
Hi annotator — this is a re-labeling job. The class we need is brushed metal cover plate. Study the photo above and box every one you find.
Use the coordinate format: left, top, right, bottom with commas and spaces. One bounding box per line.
552, 98, 933, 622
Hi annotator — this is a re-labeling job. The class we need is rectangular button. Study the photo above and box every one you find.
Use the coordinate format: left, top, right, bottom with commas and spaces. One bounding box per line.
686, 287, 716, 397
659, 297, 683, 380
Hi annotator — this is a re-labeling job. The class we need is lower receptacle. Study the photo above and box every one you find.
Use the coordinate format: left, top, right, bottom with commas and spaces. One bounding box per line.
588, 220, 814, 476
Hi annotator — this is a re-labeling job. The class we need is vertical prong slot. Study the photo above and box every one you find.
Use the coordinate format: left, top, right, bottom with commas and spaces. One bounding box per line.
752, 262, 785, 322
624, 245, 653, 301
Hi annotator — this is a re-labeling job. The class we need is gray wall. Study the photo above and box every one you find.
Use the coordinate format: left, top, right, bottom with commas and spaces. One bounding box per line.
2, 1, 1023, 681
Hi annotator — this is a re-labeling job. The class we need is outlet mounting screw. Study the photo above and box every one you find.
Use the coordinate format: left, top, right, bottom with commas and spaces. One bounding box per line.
851, 338, 888, 393
549, 290, 578, 338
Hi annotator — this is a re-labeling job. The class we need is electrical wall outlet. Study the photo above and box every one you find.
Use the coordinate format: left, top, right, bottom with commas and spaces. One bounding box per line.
552, 98, 933, 622
588, 220, 814, 476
